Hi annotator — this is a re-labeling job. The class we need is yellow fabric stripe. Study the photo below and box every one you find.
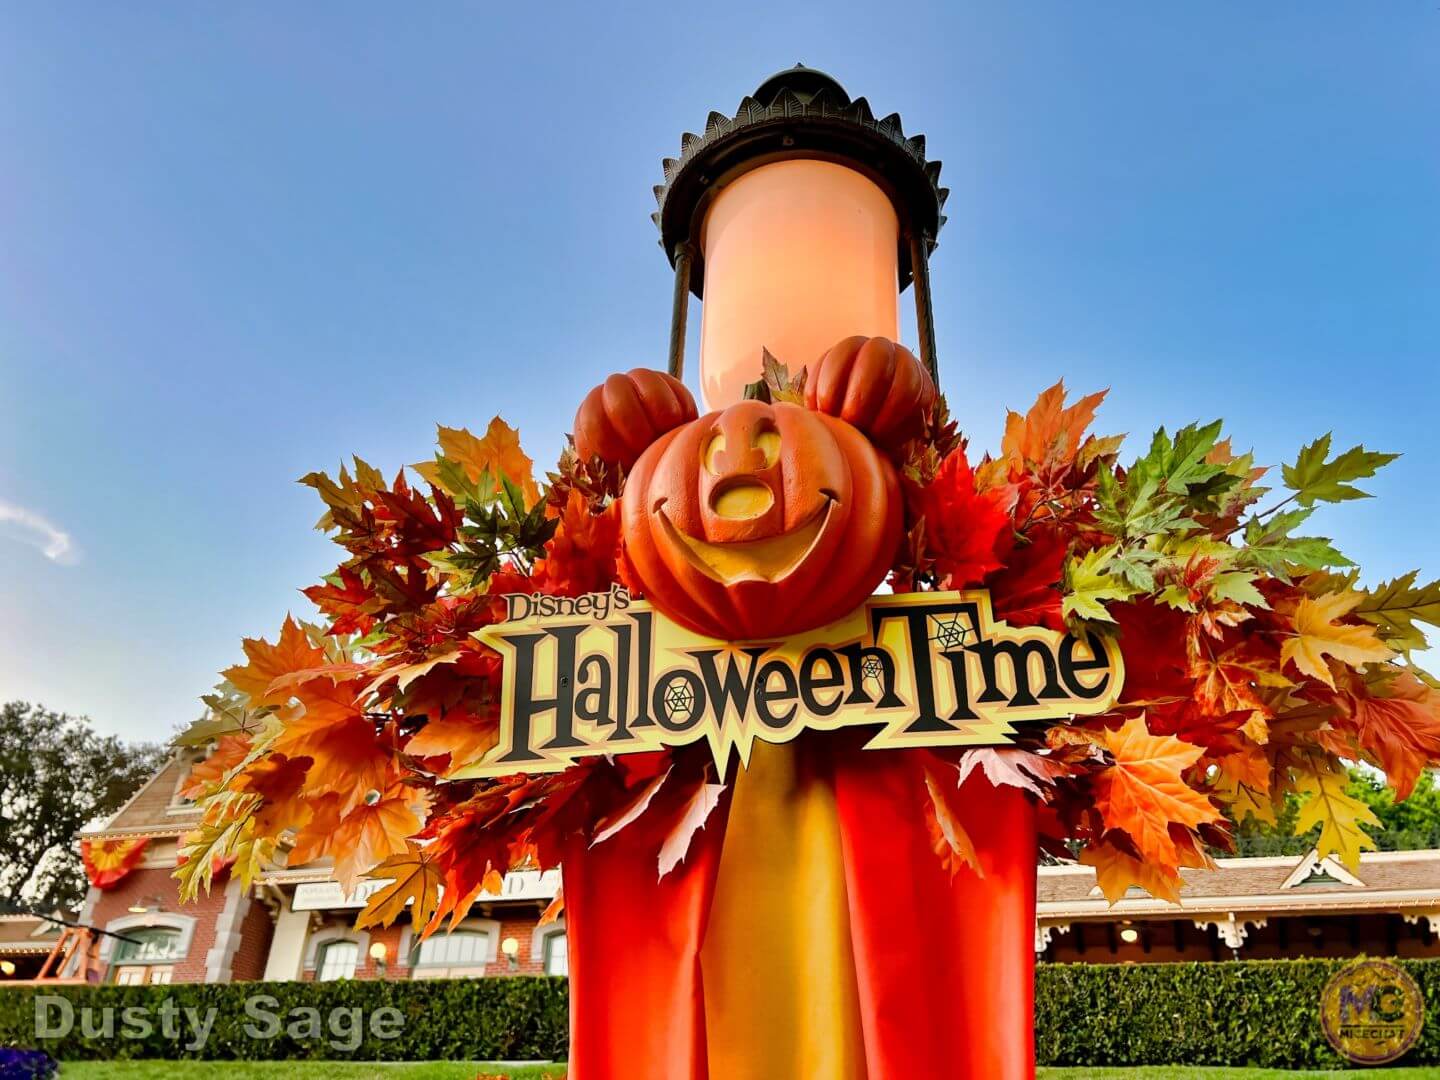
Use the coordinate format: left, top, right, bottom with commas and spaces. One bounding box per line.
700, 743, 867, 1080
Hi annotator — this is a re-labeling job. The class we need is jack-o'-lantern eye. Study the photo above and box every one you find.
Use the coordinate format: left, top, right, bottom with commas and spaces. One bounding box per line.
754, 429, 781, 468
702, 432, 726, 475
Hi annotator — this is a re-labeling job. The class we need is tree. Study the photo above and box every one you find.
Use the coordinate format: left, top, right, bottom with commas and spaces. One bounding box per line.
1233, 767, 1440, 855
0, 702, 165, 912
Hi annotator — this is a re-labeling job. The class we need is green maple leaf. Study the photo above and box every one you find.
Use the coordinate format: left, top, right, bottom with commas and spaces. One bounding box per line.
1238, 508, 1351, 577
1094, 420, 1232, 541
1208, 569, 1268, 608
1063, 544, 1138, 623
1282, 433, 1398, 507
1353, 571, 1440, 653
1108, 546, 1165, 592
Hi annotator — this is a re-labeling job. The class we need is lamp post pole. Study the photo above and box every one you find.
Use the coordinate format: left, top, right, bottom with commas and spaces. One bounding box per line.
564, 67, 1036, 1080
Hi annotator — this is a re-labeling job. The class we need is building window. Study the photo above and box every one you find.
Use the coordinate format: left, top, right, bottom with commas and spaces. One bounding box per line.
542, 931, 568, 976
410, 929, 489, 979
112, 927, 183, 964
115, 965, 174, 985
315, 940, 359, 981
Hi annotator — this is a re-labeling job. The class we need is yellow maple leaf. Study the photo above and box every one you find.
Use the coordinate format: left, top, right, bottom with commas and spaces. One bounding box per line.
1093, 716, 1224, 866
1281, 591, 1394, 688
1293, 765, 1380, 870
422, 418, 540, 508
222, 616, 327, 708
355, 842, 442, 932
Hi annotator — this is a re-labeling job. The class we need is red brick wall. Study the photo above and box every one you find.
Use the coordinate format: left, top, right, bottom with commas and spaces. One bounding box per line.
499, 911, 548, 976
356, 924, 407, 980
89, 866, 227, 983
229, 894, 275, 981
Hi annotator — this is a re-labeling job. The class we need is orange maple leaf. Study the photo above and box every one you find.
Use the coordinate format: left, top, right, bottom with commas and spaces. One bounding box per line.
223, 616, 326, 708
539, 883, 565, 926
355, 842, 442, 932
1332, 671, 1440, 800
531, 490, 620, 597
424, 418, 540, 508
1001, 381, 1108, 473
329, 787, 429, 892
1188, 643, 1289, 719
233, 753, 315, 838
287, 793, 343, 866
1092, 716, 1223, 866
922, 761, 982, 878
274, 713, 393, 815
1212, 743, 1276, 825
404, 710, 500, 776
179, 735, 253, 799
1080, 830, 1212, 903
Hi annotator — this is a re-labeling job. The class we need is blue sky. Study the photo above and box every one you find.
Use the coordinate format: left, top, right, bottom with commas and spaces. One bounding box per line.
2, 4, 1436, 742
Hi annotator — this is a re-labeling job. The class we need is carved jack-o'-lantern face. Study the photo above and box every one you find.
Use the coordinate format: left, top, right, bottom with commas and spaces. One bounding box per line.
622, 399, 901, 640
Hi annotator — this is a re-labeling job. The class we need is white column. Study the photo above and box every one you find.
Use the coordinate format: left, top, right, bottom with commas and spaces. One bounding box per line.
262, 895, 311, 982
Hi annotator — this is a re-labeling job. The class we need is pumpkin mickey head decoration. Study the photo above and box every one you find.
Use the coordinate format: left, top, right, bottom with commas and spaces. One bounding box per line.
574, 336, 934, 640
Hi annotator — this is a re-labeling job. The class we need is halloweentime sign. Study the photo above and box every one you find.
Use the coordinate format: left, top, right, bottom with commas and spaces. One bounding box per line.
454, 586, 1125, 779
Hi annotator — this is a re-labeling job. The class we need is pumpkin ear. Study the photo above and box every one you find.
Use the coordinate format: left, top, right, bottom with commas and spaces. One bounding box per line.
573, 368, 698, 472
804, 336, 936, 453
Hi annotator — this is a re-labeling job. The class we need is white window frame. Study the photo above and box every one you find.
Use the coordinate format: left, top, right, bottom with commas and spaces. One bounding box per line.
403, 917, 500, 979
314, 939, 360, 982
303, 925, 371, 980
532, 918, 568, 977
101, 912, 196, 985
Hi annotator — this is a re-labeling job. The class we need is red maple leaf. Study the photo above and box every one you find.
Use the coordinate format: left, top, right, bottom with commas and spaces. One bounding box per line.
985, 525, 1067, 630
914, 444, 1010, 589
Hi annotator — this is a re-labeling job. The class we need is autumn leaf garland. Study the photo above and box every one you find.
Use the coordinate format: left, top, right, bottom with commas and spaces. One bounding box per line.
175, 383, 1440, 929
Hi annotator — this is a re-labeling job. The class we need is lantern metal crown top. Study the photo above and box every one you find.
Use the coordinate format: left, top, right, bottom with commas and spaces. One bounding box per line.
652, 64, 949, 294
654, 65, 948, 384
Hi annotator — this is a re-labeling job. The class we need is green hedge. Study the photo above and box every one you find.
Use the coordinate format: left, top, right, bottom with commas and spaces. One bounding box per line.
1036, 958, 1440, 1068
0, 978, 567, 1062
1, 959, 1436, 1066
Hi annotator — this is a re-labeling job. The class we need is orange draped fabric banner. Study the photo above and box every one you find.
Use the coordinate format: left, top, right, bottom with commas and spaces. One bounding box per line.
80, 837, 149, 890
562, 743, 1038, 1080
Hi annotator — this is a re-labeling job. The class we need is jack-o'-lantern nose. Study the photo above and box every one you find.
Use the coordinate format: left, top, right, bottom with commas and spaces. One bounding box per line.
711, 480, 774, 520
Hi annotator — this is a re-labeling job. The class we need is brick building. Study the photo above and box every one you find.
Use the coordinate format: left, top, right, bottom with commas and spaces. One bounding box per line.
38, 750, 563, 987
3, 751, 1436, 987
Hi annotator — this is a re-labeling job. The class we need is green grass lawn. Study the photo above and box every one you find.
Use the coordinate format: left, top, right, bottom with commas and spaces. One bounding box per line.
51, 1066, 1440, 1079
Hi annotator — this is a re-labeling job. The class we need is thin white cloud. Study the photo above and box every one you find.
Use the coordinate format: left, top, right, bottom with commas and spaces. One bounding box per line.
0, 499, 80, 565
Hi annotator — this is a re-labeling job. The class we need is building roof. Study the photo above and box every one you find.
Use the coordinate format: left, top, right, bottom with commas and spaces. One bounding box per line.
1038, 849, 1440, 923
80, 752, 202, 841
0, 915, 64, 955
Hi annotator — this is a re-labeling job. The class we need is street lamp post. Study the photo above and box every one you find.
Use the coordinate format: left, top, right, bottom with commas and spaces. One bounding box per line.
652, 65, 947, 406
561, 68, 1037, 1080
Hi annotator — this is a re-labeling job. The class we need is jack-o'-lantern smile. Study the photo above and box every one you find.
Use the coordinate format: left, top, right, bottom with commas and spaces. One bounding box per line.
653, 494, 836, 585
